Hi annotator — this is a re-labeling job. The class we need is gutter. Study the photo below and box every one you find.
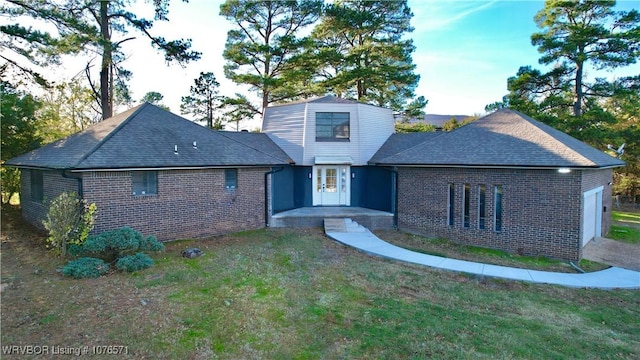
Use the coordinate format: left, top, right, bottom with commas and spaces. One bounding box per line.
264, 166, 285, 227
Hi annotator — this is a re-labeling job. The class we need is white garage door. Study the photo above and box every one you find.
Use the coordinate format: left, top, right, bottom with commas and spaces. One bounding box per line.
582, 187, 603, 247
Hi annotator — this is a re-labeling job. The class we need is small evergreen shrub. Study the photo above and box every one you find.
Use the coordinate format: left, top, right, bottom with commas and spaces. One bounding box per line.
61, 257, 109, 279
139, 235, 165, 252
115, 252, 154, 272
66, 227, 163, 278
72, 227, 144, 262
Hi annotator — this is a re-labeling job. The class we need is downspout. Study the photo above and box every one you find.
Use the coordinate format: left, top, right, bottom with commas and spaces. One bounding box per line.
61, 170, 83, 197
264, 166, 285, 227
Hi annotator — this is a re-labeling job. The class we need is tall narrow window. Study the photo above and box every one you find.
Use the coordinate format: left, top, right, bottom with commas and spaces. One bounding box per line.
447, 183, 455, 226
463, 183, 471, 228
225, 169, 238, 189
478, 185, 486, 229
494, 185, 503, 232
132, 171, 157, 195
30, 169, 44, 202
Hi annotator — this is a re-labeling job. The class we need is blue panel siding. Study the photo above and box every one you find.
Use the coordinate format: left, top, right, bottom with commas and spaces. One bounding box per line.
272, 165, 391, 213
351, 166, 393, 211
294, 167, 313, 208
363, 166, 393, 211
271, 166, 295, 213
350, 167, 366, 207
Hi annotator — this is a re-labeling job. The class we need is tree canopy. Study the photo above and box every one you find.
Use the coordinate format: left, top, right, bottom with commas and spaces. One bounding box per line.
220, 0, 424, 116
180, 72, 224, 130
488, 0, 640, 201
310, 0, 420, 111
220, 0, 323, 113
0, 81, 43, 202
531, 0, 639, 117
1, 0, 201, 119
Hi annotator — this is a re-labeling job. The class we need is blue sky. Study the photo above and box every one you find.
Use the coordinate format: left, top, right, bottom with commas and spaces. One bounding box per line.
43, 0, 640, 127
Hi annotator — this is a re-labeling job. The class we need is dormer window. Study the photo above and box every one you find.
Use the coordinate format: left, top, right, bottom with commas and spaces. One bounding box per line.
316, 112, 350, 142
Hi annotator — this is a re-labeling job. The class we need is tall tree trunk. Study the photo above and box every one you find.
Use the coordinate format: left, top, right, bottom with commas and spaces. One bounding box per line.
574, 59, 584, 117
207, 95, 213, 128
100, 1, 112, 119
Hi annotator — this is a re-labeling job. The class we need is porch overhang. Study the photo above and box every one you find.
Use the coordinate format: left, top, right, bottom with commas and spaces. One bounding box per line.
314, 156, 353, 165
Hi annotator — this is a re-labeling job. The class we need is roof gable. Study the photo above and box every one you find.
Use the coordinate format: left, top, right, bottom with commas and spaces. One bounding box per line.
373, 109, 624, 169
6, 103, 291, 170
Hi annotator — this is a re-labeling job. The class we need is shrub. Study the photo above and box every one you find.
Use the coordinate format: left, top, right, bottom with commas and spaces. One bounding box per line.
69, 227, 163, 275
115, 252, 154, 272
139, 235, 165, 252
60, 257, 109, 279
72, 227, 143, 262
42, 192, 97, 257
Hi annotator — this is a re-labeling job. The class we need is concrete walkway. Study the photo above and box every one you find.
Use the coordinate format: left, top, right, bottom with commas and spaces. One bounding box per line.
324, 219, 640, 290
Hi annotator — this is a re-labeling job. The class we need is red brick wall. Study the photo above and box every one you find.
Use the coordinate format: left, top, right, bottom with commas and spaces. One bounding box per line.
20, 170, 80, 229
81, 168, 268, 241
396, 167, 588, 261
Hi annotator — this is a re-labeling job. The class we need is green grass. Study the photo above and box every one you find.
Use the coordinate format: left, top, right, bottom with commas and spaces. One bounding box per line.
610, 211, 640, 244
376, 230, 606, 273
129, 232, 639, 359
608, 225, 640, 244
2, 211, 639, 359
612, 211, 640, 225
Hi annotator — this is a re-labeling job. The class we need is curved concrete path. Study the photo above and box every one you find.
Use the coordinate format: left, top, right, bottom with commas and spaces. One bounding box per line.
324, 219, 640, 290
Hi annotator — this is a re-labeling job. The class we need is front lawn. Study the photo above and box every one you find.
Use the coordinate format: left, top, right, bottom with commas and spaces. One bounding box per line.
1, 206, 639, 359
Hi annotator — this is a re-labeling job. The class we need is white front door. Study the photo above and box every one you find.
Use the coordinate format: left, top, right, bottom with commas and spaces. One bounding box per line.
313, 165, 350, 206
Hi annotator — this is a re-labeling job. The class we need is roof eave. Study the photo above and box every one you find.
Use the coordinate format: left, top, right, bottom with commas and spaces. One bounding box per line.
370, 163, 625, 170
70, 164, 290, 172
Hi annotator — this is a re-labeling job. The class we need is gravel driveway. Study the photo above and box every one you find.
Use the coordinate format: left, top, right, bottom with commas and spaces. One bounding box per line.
582, 237, 640, 271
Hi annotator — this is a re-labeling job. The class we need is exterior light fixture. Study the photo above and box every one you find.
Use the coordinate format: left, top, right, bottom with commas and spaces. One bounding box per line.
558, 168, 571, 174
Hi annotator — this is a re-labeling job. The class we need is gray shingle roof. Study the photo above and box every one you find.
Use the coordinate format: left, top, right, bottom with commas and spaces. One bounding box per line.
268, 95, 358, 108
369, 132, 443, 164
6, 103, 292, 170
372, 109, 625, 169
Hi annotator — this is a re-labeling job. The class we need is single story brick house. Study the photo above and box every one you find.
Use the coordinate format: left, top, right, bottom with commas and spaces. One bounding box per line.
5, 103, 293, 240
6, 99, 624, 261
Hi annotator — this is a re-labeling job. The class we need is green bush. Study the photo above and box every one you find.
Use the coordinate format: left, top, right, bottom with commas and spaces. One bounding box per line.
72, 227, 144, 262
139, 235, 165, 252
60, 257, 109, 279
67, 227, 163, 277
42, 192, 97, 257
115, 252, 154, 272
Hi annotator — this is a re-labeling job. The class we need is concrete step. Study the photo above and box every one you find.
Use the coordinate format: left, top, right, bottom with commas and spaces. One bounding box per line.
324, 218, 347, 232
270, 207, 394, 230
324, 218, 368, 233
